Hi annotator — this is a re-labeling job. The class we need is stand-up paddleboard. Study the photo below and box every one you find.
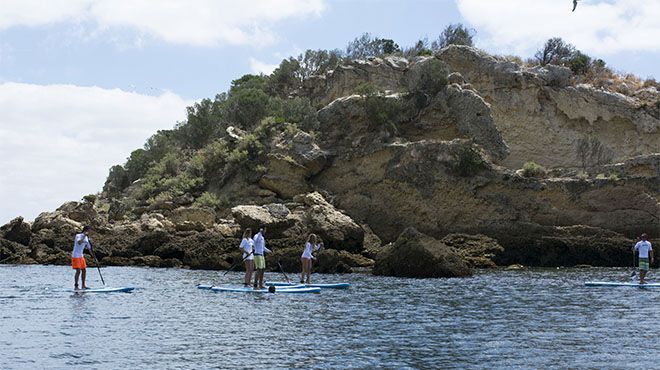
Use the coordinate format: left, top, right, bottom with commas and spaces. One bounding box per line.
197, 284, 213, 290
210, 286, 321, 294
266, 282, 351, 289
71, 287, 135, 293
585, 281, 660, 288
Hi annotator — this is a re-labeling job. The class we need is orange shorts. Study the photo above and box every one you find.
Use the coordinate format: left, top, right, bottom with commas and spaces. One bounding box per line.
72, 257, 87, 269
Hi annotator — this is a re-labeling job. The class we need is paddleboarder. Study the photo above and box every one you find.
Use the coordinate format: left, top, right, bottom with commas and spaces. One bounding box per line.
301, 233, 323, 284
253, 226, 271, 290
633, 233, 653, 284
72, 226, 92, 289
239, 228, 254, 287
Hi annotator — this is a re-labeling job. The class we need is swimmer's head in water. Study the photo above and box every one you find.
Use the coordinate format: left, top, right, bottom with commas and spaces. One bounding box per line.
268, 286, 276, 293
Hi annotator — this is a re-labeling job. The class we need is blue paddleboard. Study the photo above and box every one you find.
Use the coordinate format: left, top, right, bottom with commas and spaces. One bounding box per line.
266, 282, 351, 289
585, 281, 660, 288
210, 286, 321, 294
71, 286, 135, 293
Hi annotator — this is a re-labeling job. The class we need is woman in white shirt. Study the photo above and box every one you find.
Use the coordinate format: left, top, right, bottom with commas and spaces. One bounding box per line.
301, 233, 323, 284
239, 228, 254, 287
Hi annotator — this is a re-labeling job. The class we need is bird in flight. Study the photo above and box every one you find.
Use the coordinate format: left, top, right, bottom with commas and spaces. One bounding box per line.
572, 0, 579, 12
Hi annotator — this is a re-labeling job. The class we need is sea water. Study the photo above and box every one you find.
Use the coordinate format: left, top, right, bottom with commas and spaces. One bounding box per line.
0, 265, 658, 369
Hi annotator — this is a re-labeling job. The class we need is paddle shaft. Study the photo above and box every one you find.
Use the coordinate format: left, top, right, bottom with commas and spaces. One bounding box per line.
88, 240, 105, 285
277, 260, 291, 283
223, 251, 254, 275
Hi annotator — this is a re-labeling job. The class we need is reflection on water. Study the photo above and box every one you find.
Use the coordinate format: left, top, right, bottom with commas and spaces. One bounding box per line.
1, 265, 659, 369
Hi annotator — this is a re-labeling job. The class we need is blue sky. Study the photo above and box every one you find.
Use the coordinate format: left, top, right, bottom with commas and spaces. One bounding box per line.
1, 0, 659, 224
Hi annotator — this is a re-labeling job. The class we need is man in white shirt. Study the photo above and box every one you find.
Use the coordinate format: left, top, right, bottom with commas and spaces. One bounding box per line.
72, 226, 92, 289
633, 233, 653, 284
253, 225, 271, 289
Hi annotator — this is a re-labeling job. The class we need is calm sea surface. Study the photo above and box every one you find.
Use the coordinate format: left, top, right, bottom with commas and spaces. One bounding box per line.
1, 265, 659, 369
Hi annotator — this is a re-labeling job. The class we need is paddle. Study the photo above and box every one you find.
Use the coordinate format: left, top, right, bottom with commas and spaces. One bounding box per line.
88, 240, 105, 286
631, 250, 637, 279
223, 251, 254, 276
277, 259, 291, 284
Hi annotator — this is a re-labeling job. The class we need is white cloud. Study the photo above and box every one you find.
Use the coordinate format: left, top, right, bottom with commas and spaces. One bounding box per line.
457, 0, 660, 56
0, 0, 326, 47
0, 82, 191, 224
249, 57, 279, 75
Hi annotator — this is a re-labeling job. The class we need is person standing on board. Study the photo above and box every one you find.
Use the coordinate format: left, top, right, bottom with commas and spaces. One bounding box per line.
301, 234, 323, 284
239, 228, 254, 287
72, 226, 92, 289
633, 233, 653, 284
253, 226, 271, 289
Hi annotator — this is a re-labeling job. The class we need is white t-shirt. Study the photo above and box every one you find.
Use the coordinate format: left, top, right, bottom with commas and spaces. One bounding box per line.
253, 232, 271, 255
240, 238, 254, 260
301, 242, 321, 259
634, 240, 653, 259
72, 233, 90, 258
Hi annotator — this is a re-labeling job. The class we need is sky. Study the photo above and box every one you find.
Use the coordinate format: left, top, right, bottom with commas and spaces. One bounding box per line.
1, 0, 659, 225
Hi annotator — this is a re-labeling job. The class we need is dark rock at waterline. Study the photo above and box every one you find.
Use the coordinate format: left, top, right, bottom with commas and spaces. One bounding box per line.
373, 227, 472, 278
441, 233, 503, 268
1, 217, 32, 246
134, 231, 171, 255
492, 224, 635, 267
267, 247, 358, 274
0, 238, 31, 263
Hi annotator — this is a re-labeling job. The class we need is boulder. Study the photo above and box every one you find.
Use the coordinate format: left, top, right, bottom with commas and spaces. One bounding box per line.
295, 192, 364, 252
231, 204, 296, 237
32, 211, 82, 234
169, 207, 216, 232
1, 216, 32, 245
373, 227, 472, 278
55, 201, 100, 224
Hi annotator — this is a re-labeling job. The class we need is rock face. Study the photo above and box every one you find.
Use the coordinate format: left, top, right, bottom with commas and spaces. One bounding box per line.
373, 227, 471, 278
1, 217, 32, 246
2, 46, 657, 274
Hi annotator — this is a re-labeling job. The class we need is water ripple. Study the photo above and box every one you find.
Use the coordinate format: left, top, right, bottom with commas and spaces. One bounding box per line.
1, 265, 659, 369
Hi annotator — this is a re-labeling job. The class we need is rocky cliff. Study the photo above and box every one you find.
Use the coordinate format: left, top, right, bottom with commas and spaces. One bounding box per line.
2, 46, 658, 277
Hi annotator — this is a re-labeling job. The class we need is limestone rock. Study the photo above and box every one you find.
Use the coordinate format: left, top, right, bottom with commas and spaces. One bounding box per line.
231, 204, 296, 237
169, 207, 216, 232
373, 227, 472, 278
1, 216, 32, 246
296, 192, 364, 252
441, 233, 504, 268
32, 211, 82, 235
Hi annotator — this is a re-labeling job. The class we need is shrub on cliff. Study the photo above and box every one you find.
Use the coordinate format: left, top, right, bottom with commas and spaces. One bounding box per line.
345, 33, 400, 59
451, 145, 487, 177
575, 136, 614, 170
103, 165, 130, 196
432, 24, 475, 50
193, 191, 223, 210
521, 162, 546, 178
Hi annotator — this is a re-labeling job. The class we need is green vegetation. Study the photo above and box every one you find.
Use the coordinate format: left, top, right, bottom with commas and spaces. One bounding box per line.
521, 162, 546, 178
596, 172, 620, 181
451, 146, 487, 177
82, 194, 97, 204
193, 191, 223, 210
433, 24, 475, 49
101, 28, 647, 206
